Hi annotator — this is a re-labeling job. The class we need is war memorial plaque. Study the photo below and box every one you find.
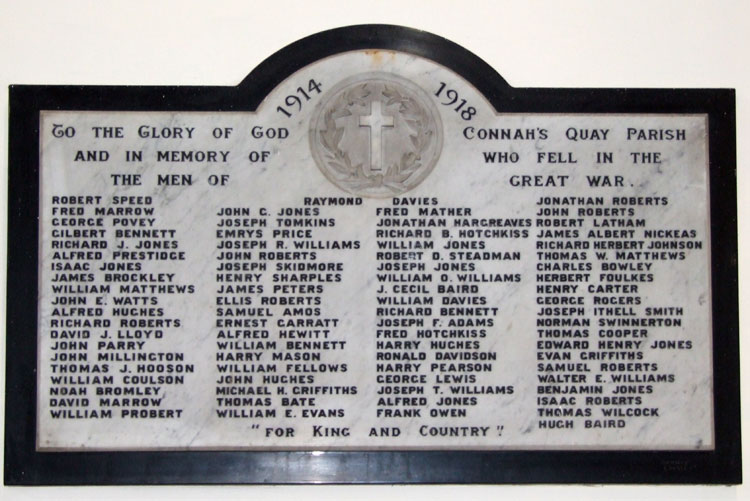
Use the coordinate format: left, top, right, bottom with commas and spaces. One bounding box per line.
4, 25, 740, 484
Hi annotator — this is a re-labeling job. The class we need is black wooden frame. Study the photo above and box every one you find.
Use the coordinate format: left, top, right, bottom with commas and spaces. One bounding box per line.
4, 24, 741, 484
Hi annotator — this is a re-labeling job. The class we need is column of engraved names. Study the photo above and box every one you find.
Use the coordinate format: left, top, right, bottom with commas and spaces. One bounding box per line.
214, 208, 272, 421
429, 201, 519, 423
530, 124, 706, 435
374, 197, 518, 438
98, 196, 194, 421
271, 202, 359, 440
45, 195, 108, 420
214, 203, 359, 440
535, 197, 595, 431
585, 195, 700, 429
374, 199, 432, 426
210, 119, 304, 430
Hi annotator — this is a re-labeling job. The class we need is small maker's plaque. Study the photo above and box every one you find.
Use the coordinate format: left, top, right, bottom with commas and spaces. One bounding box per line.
5, 25, 740, 484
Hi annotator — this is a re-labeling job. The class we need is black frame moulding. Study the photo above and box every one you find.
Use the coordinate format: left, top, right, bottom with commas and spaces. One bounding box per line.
4, 24, 741, 484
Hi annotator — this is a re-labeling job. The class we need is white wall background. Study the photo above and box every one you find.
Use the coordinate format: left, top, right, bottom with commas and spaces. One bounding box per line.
0, 1, 747, 499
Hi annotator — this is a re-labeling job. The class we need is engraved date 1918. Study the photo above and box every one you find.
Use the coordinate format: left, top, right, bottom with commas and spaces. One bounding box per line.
435, 82, 476, 121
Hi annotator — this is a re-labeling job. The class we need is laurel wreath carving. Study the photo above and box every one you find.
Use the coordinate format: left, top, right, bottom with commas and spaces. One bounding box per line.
318, 83, 434, 194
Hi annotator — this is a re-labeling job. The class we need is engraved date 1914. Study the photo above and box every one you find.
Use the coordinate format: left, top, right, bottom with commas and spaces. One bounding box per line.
276, 79, 323, 117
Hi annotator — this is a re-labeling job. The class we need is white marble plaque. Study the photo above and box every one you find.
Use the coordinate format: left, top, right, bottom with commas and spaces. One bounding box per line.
36, 50, 712, 451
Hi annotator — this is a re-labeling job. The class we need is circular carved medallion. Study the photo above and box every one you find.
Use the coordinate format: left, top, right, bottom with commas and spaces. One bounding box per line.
310, 73, 443, 197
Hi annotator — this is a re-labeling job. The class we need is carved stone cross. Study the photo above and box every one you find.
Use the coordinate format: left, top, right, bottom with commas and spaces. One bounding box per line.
358, 100, 394, 173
